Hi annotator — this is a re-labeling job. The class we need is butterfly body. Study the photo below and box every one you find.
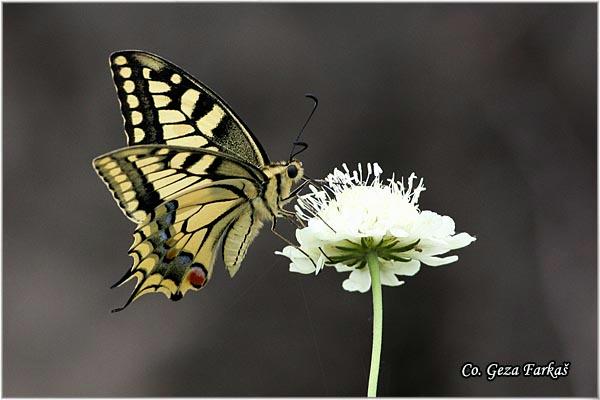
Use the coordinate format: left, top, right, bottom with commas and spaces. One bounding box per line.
93, 51, 304, 311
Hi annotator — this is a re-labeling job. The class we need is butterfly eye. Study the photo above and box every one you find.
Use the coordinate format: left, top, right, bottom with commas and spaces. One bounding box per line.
287, 164, 298, 179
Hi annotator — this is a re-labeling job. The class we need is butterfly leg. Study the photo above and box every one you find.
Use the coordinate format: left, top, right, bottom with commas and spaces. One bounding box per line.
279, 181, 312, 228
279, 208, 305, 228
271, 218, 341, 273
282, 179, 311, 202
270, 217, 299, 247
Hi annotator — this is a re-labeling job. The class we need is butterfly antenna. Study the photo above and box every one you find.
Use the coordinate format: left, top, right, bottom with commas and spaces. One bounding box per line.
289, 94, 319, 160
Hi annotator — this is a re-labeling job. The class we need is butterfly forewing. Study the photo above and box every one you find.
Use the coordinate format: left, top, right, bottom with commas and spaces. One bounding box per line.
110, 51, 269, 166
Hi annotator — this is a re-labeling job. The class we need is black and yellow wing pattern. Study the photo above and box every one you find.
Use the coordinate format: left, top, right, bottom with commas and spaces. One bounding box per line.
94, 145, 266, 310
94, 51, 281, 311
109, 50, 269, 165
94, 145, 264, 224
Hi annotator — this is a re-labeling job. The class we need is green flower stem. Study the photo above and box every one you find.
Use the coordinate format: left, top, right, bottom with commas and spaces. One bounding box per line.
367, 252, 383, 397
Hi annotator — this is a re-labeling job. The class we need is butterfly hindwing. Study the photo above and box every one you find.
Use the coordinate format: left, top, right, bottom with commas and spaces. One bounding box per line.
109, 51, 269, 166
111, 179, 257, 311
93, 145, 265, 223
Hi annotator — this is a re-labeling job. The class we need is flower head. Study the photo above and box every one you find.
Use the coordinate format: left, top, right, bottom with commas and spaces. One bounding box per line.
276, 163, 476, 292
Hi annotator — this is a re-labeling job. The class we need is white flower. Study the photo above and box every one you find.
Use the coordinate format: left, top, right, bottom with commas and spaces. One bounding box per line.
275, 163, 476, 292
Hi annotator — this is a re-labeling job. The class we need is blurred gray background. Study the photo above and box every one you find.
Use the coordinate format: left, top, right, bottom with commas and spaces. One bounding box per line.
3, 3, 596, 396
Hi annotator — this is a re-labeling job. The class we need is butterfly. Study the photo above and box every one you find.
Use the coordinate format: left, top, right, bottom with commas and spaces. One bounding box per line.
93, 51, 312, 312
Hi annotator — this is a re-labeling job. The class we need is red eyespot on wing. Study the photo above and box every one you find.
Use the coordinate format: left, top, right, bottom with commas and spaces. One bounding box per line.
189, 265, 207, 288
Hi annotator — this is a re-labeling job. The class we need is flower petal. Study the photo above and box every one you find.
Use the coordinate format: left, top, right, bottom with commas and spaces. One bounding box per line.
275, 246, 317, 274
342, 268, 371, 293
385, 259, 421, 276
334, 263, 354, 272
418, 254, 459, 266
379, 267, 404, 287
314, 255, 326, 274
389, 227, 410, 237
413, 210, 456, 238
445, 232, 477, 249
296, 227, 324, 248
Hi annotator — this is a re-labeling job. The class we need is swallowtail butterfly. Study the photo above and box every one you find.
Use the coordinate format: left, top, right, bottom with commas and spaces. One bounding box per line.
93, 51, 307, 312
